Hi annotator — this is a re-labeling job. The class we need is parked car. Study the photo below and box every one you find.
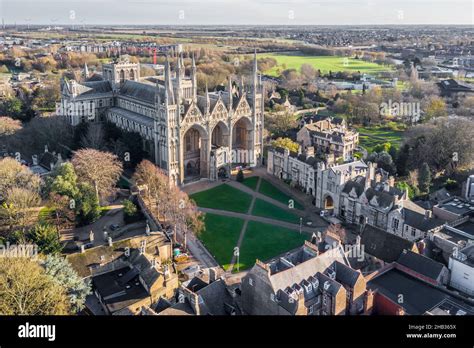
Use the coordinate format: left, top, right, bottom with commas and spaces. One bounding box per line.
109, 224, 120, 231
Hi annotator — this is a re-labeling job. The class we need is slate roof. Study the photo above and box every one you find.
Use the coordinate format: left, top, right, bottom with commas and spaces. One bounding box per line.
119, 80, 156, 104
92, 266, 149, 314
364, 184, 403, 210
108, 107, 154, 128
361, 225, 417, 263
368, 268, 474, 315
396, 250, 446, 281
267, 245, 348, 292
70, 80, 113, 100
333, 260, 362, 288
342, 176, 366, 197
402, 208, 445, 232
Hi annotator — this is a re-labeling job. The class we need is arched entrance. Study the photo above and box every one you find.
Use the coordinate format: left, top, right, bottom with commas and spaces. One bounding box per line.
324, 195, 334, 210
211, 121, 229, 148
182, 125, 208, 182
232, 117, 253, 166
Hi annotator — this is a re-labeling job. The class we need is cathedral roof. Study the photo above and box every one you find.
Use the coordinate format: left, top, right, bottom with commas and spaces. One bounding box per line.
119, 80, 156, 105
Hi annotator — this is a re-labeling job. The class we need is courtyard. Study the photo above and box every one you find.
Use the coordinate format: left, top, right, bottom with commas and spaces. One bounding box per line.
189, 175, 327, 272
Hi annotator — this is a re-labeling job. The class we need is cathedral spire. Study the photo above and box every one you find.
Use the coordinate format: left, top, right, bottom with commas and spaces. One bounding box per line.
227, 76, 233, 110
83, 63, 89, 80
205, 83, 210, 115
253, 48, 258, 95
164, 55, 174, 105
191, 53, 197, 101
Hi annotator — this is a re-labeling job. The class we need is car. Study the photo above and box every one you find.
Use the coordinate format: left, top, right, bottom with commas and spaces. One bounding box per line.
109, 224, 120, 231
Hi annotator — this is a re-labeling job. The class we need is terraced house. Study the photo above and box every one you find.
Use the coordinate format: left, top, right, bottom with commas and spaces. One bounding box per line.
240, 241, 373, 315
58, 53, 264, 185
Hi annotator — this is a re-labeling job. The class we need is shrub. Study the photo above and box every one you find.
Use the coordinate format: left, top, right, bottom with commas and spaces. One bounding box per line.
236, 169, 244, 182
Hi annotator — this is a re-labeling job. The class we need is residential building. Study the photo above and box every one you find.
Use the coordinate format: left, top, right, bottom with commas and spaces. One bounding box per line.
448, 244, 474, 296
240, 241, 373, 315
67, 233, 178, 315
156, 268, 239, 315
297, 115, 359, 161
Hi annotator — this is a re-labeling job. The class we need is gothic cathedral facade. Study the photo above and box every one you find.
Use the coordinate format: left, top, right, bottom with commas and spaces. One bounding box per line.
58, 53, 265, 186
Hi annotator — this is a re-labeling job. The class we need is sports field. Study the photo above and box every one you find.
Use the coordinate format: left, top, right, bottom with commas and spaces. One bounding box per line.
261, 53, 393, 77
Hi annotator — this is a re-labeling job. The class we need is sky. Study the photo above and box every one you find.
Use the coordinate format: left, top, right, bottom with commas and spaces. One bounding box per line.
1, 0, 473, 25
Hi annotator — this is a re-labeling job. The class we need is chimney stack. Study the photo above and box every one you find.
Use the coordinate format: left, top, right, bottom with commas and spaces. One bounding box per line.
424, 210, 432, 219
375, 173, 382, 184
388, 176, 395, 187
209, 267, 217, 283
305, 146, 315, 158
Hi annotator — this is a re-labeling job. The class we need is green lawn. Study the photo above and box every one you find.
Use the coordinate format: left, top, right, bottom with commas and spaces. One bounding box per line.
237, 221, 308, 271
199, 213, 244, 271
261, 53, 393, 77
356, 126, 404, 153
251, 199, 301, 224
258, 179, 304, 210
190, 184, 252, 213
241, 176, 260, 191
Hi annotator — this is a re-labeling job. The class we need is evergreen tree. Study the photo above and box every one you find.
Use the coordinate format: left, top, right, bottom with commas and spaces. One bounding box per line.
43, 255, 92, 313
236, 169, 244, 182
29, 223, 63, 255
418, 162, 431, 194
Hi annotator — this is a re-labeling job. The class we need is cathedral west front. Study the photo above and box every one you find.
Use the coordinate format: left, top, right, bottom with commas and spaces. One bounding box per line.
58, 52, 265, 186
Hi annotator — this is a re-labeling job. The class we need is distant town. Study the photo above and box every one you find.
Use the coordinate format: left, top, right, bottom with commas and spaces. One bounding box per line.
0, 18, 474, 323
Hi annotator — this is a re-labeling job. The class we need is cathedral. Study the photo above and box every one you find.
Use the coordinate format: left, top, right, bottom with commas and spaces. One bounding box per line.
58, 53, 264, 186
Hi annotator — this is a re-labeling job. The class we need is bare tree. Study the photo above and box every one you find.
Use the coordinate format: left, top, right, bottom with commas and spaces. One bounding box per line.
0, 158, 40, 198
0, 116, 22, 136
79, 123, 105, 150
0, 187, 41, 235
72, 149, 123, 202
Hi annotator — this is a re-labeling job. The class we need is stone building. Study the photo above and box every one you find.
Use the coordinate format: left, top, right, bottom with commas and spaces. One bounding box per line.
240, 241, 373, 315
58, 53, 264, 185
297, 115, 359, 161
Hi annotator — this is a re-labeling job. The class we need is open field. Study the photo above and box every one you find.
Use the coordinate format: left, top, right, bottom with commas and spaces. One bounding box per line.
190, 184, 252, 214
237, 221, 308, 270
199, 213, 244, 271
356, 126, 404, 153
260, 53, 394, 77
258, 178, 304, 210
251, 198, 300, 224
241, 176, 260, 191
194, 181, 310, 271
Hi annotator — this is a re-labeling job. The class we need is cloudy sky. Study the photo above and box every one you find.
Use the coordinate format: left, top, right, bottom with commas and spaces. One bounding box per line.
1, 0, 473, 25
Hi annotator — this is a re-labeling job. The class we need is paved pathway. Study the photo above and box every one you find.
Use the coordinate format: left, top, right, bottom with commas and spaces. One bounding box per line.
199, 207, 324, 234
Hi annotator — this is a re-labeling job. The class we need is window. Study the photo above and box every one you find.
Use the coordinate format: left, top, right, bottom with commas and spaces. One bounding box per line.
411, 227, 416, 237
392, 218, 399, 229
